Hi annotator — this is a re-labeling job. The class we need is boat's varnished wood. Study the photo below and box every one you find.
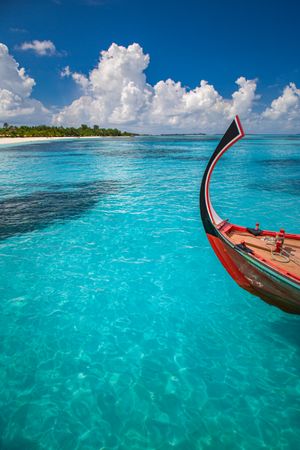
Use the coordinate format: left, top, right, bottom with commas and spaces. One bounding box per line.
227, 229, 300, 280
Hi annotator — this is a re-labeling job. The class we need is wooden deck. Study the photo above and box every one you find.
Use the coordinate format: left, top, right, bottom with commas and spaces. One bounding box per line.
227, 229, 300, 280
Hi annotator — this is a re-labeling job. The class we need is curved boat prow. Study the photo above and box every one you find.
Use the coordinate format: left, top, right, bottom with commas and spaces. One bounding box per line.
200, 115, 244, 236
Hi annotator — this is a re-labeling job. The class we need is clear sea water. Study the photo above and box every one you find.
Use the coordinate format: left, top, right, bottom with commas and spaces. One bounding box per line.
0, 135, 300, 450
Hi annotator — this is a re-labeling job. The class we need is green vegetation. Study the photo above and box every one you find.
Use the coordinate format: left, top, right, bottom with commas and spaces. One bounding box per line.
0, 123, 136, 138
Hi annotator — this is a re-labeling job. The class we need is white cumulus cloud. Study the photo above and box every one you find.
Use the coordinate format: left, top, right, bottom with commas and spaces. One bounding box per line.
262, 82, 300, 123
19, 40, 57, 56
55, 43, 152, 129
0, 43, 49, 124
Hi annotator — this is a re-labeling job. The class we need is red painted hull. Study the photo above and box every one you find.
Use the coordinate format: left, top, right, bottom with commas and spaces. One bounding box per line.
208, 234, 300, 314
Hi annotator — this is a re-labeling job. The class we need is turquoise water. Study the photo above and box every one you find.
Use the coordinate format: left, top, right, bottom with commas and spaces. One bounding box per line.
0, 135, 300, 450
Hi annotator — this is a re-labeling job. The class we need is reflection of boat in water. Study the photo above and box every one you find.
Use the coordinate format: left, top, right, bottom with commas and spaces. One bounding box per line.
200, 116, 300, 314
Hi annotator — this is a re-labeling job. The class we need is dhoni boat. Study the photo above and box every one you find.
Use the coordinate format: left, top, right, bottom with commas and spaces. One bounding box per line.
200, 116, 300, 314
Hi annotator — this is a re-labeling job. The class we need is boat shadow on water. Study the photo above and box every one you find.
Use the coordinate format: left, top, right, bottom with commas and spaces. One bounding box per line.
0, 179, 122, 241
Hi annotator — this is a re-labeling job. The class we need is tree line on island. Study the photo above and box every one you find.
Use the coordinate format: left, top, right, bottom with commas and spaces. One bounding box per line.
0, 123, 136, 138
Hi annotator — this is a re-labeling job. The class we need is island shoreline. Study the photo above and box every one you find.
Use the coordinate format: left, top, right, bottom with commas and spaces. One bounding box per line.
0, 136, 134, 146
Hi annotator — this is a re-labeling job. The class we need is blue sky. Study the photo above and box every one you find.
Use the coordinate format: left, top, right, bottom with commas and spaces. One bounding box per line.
0, 0, 300, 132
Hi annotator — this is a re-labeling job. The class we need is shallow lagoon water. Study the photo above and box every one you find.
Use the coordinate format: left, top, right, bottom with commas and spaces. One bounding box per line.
0, 135, 300, 449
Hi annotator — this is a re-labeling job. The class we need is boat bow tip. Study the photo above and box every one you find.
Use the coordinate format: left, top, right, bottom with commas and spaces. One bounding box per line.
200, 116, 245, 236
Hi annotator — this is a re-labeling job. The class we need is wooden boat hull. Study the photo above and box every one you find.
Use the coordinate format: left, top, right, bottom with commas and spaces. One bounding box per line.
208, 233, 300, 314
199, 116, 300, 314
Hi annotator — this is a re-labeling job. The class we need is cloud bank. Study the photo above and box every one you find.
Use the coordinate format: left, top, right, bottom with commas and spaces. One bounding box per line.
0, 42, 299, 133
0, 44, 50, 124
55, 43, 260, 133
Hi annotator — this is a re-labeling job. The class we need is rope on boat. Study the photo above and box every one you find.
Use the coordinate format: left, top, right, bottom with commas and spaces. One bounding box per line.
261, 236, 300, 266
289, 252, 300, 266
271, 250, 290, 263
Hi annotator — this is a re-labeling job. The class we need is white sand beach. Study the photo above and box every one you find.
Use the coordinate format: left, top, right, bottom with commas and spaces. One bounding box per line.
0, 136, 117, 146
0, 137, 71, 145
0, 136, 132, 147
